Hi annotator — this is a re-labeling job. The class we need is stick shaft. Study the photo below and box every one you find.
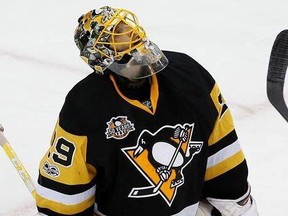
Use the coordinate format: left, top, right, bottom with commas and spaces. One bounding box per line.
0, 130, 36, 199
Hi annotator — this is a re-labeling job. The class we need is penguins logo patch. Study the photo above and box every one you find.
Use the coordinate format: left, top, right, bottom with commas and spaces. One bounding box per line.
105, 116, 135, 140
122, 123, 203, 206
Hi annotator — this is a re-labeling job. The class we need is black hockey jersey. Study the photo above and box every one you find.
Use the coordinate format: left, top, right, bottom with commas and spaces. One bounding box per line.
36, 51, 248, 216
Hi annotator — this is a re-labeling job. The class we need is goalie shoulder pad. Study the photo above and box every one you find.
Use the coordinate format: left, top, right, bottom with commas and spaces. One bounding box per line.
207, 185, 259, 216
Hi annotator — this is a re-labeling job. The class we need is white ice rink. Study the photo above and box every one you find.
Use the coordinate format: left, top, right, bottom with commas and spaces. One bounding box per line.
0, 0, 288, 215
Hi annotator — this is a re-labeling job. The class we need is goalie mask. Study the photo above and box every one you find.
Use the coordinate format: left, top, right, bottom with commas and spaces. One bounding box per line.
74, 6, 168, 79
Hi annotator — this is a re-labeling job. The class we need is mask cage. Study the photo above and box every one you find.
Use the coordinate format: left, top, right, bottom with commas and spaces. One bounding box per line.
94, 9, 147, 60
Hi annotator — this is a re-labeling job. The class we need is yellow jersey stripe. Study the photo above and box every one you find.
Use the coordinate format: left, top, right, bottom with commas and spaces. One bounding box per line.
36, 194, 95, 215
208, 84, 235, 145
205, 150, 245, 181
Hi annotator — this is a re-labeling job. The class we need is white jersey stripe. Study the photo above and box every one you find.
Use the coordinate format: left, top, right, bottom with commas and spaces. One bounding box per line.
206, 140, 241, 169
36, 183, 96, 205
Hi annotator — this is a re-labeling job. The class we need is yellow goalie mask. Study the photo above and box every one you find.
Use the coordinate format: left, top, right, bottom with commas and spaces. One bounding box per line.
74, 6, 168, 79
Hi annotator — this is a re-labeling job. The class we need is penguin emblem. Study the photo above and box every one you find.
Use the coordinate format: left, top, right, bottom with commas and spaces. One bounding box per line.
122, 123, 203, 206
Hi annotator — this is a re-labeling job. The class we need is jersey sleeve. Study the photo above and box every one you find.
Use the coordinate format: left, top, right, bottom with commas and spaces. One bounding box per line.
36, 90, 97, 215
203, 82, 249, 200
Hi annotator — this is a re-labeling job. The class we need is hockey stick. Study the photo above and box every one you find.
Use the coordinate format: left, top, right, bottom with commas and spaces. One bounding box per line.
267, 30, 288, 122
0, 124, 36, 199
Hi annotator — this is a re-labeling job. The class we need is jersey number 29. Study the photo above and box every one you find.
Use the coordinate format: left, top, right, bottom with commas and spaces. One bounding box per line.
50, 137, 76, 167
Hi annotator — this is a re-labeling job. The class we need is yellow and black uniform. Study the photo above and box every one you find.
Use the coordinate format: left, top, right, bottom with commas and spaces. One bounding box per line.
36, 51, 248, 216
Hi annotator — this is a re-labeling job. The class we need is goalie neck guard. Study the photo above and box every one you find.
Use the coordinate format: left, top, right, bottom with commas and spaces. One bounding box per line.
74, 6, 168, 79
